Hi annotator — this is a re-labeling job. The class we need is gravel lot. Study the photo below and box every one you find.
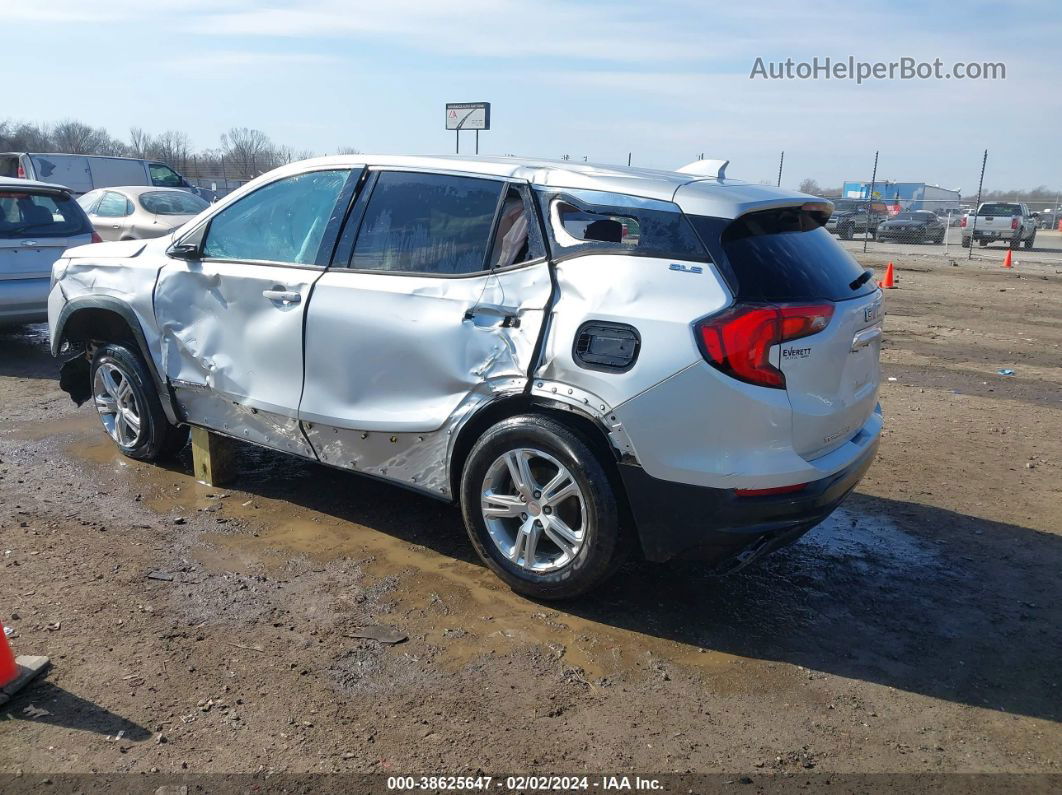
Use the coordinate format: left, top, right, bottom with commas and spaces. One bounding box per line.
0, 249, 1060, 778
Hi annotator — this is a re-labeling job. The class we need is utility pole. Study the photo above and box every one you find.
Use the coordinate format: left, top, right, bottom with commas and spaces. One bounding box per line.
864, 151, 878, 254
776, 151, 784, 187
969, 149, 988, 261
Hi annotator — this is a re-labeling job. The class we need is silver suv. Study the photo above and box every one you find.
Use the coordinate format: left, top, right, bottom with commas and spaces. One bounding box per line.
48, 155, 883, 599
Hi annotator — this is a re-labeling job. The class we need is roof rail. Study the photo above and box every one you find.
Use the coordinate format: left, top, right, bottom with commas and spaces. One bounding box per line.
676, 159, 729, 179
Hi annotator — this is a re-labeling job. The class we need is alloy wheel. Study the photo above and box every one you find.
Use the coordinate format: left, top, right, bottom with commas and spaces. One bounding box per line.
93, 362, 143, 448
480, 447, 587, 573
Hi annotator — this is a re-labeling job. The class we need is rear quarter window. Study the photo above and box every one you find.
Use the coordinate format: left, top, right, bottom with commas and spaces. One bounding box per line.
537, 189, 708, 262
689, 207, 875, 302
0, 190, 91, 238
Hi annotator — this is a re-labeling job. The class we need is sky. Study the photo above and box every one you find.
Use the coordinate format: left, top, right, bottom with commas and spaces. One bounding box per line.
5, 0, 1061, 194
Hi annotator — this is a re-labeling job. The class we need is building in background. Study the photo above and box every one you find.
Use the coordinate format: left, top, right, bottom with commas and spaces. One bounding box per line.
841, 181, 962, 214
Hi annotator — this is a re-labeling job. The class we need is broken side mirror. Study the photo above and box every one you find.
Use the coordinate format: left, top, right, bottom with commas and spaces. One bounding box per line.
167, 241, 200, 260
167, 224, 205, 260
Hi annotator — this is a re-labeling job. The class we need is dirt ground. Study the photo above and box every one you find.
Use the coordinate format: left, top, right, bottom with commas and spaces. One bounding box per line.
0, 249, 1060, 779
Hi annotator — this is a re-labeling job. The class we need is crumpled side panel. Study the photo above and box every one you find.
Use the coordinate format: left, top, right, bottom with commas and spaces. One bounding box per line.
55, 252, 165, 363
304, 377, 525, 498
155, 260, 320, 458
174, 387, 313, 458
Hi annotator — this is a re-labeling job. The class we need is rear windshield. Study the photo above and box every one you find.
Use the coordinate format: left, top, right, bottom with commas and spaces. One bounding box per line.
978, 203, 1021, 216
139, 190, 208, 216
689, 208, 875, 302
0, 190, 90, 239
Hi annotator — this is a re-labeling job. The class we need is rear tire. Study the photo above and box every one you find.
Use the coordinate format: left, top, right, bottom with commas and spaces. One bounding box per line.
90, 343, 188, 461
460, 414, 625, 600
1024, 233, 1035, 250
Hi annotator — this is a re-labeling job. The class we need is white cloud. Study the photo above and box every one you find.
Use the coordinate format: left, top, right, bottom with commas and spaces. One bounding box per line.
161, 51, 342, 73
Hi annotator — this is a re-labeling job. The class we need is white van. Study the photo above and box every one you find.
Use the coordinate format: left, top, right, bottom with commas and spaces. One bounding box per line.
0, 153, 213, 201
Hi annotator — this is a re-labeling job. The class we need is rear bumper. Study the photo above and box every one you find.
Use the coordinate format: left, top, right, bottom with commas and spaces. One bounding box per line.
619, 434, 879, 566
965, 230, 1020, 240
0, 277, 49, 326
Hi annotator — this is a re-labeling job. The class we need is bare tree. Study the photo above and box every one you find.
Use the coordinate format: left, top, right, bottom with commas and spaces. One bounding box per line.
336, 145, 361, 155
220, 127, 275, 179
798, 178, 821, 195
151, 130, 192, 172
129, 127, 151, 158
48, 120, 125, 155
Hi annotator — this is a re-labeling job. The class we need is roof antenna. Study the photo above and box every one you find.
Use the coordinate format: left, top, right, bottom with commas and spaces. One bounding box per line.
676, 159, 729, 179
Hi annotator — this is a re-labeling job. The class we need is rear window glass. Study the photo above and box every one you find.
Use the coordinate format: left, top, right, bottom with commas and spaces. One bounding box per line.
978, 203, 1022, 216
140, 191, 208, 216
0, 190, 90, 238
689, 208, 875, 302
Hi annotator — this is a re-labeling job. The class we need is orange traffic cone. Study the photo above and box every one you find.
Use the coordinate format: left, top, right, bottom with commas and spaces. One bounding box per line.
1002, 250, 1013, 269
878, 261, 897, 289
0, 627, 17, 688
0, 622, 50, 704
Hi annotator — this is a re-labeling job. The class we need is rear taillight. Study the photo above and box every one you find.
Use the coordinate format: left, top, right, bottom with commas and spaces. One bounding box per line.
1011, 217, 1020, 230
90, 231, 103, 244
960, 216, 967, 227
16, 165, 25, 178
695, 302, 835, 389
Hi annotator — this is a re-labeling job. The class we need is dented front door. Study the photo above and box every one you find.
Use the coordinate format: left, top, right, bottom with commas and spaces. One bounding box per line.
299, 171, 552, 494
155, 168, 352, 456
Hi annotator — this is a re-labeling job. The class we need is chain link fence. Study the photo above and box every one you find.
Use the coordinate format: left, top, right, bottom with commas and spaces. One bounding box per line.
804, 150, 1062, 265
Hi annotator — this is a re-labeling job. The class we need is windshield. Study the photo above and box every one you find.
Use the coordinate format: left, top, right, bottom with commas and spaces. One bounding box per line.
0, 190, 91, 238
139, 191, 208, 216
832, 201, 863, 213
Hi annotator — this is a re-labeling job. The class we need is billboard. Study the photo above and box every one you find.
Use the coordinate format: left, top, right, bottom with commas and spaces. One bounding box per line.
446, 102, 491, 130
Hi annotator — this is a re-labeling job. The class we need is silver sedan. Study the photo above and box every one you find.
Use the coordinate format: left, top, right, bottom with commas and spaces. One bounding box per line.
77, 186, 209, 241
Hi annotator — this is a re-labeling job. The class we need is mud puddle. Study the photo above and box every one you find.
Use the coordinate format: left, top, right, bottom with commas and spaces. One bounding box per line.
62, 428, 755, 684
58, 422, 950, 694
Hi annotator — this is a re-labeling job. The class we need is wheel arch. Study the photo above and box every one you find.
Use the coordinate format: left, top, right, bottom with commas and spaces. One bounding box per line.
52, 296, 179, 424
447, 394, 633, 529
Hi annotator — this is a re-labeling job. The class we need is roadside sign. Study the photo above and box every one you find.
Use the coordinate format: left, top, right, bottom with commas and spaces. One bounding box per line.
446, 102, 490, 130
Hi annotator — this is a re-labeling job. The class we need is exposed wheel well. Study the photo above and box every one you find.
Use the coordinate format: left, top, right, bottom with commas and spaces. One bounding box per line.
60, 307, 137, 349
448, 394, 626, 505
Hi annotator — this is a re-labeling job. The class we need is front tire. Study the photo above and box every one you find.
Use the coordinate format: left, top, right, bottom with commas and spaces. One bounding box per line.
90, 343, 188, 461
460, 414, 625, 600
839, 224, 854, 240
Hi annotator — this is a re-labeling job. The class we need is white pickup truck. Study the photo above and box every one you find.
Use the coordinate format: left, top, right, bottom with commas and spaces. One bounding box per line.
961, 202, 1038, 249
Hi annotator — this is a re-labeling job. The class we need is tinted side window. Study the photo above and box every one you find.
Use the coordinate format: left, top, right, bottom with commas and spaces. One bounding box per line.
150, 163, 183, 188
202, 170, 348, 264
96, 192, 131, 218
689, 208, 875, 302
537, 188, 708, 262
351, 171, 502, 275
